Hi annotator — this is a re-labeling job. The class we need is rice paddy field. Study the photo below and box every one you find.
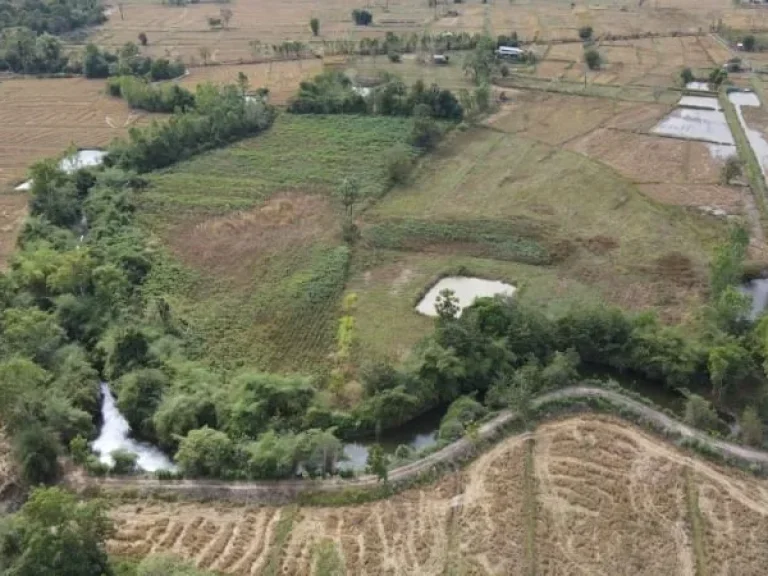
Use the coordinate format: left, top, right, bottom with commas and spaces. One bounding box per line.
107, 415, 768, 575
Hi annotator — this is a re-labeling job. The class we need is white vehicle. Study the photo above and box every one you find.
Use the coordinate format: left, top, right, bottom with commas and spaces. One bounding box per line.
496, 46, 526, 59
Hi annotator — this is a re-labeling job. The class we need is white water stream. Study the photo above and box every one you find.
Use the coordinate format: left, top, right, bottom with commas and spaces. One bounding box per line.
92, 383, 176, 472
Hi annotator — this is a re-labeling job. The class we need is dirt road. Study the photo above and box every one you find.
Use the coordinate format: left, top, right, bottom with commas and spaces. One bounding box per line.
76, 386, 768, 503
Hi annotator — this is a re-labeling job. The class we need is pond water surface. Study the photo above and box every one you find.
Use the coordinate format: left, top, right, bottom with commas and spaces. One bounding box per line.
15, 149, 108, 191
416, 277, 517, 317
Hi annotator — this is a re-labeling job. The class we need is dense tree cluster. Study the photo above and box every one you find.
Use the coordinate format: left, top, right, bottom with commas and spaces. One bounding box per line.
288, 71, 463, 120
108, 82, 275, 172
0, 0, 105, 35
107, 75, 196, 113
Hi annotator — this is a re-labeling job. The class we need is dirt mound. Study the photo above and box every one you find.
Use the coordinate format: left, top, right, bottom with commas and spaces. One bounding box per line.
108, 416, 768, 575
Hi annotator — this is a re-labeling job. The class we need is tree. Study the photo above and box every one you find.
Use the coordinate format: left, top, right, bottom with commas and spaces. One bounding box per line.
220, 8, 233, 28
176, 426, 236, 478
352, 9, 373, 25
70, 435, 89, 466
310, 17, 320, 36
409, 104, 441, 149
114, 369, 169, 440
741, 405, 763, 446
366, 444, 388, 482
463, 35, 495, 84
13, 423, 61, 486
680, 67, 694, 85
683, 393, 719, 430
435, 288, 460, 319
138, 32, 148, 46
0, 487, 114, 576
721, 155, 742, 184
743, 34, 756, 52
110, 449, 139, 474
237, 71, 250, 96
207, 17, 222, 29
578, 26, 593, 41
585, 48, 601, 70
337, 178, 361, 243
708, 342, 753, 403
709, 67, 727, 89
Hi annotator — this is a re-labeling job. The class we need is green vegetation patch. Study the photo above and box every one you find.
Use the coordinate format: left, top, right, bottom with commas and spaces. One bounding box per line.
140, 113, 414, 223
144, 244, 350, 372
364, 218, 552, 264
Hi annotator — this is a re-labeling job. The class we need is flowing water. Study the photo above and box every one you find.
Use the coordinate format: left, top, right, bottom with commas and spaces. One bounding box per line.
416, 276, 517, 317
93, 383, 176, 472
15, 149, 107, 191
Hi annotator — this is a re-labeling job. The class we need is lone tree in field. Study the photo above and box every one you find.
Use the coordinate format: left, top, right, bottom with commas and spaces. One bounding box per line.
680, 67, 694, 85
208, 16, 222, 29
743, 34, 756, 52
337, 178, 361, 243
709, 67, 727, 89
366, 444, 389, 482
138, 32, 148, 46
199, 46, 211, 65
584, 48, 601, 70
310, 17, 319, 36
220, 8, 233, 28
578, 26, 593, 41
237, 71, 249, 96
352, 9, 373, 25
721, 155, 742, 184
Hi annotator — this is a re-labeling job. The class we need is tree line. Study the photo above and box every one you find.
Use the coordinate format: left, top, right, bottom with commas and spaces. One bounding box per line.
0, 31, 185, 79
0, 0, 105, 35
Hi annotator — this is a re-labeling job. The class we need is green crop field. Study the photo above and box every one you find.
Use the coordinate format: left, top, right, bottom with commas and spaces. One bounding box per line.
140, 112, 726, 377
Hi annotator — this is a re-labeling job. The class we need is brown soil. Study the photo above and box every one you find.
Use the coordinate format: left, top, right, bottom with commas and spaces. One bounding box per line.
167, 192, 338, 284
108, 416, 768, 575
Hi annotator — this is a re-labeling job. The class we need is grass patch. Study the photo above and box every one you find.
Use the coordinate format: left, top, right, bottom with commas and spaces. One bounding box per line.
261, 505, 298, 576
684, 467, 708, 576
523, 438, 537, 576
346, 251, 603, 364
144, 243, 350, 372
364, 218, 553, 264
140, 113, 415, 226
313, 539, 345, 576
720, 88, 768, 215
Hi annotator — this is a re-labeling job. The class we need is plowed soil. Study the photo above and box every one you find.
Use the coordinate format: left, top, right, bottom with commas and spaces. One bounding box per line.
109, 416, 768, 575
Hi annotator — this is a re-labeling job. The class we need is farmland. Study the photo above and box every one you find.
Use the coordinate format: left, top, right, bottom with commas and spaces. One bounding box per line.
107, 415, 768, 575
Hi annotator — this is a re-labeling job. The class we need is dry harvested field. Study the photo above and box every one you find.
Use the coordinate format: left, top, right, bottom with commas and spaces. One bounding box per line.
178, 60, 323, 104
535, 35, 728, 86
0, 193, 28, 271
0, 77, 151, 190
488, 91, 744, 212
86, 0, 731, 65
108, 415, 768, 575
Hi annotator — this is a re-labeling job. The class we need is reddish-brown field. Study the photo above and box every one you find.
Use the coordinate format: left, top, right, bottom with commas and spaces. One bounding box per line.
108, 416, 768, 575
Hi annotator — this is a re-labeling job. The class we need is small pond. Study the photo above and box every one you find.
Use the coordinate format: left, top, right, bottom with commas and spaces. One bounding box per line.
15, 149, 107, 191
678, 95, 720, 110
651, 108, 734, 145
685, 81, 712, 92
740, 278, 768, 320
93, 384, 176, 472
416, 276, 517, 317
339, 406, 445, 471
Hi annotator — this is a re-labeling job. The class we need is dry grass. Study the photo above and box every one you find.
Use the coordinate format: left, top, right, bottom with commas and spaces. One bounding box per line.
165, 192, 338, 286
108, 416, 768, 575
178, 60, 323, 104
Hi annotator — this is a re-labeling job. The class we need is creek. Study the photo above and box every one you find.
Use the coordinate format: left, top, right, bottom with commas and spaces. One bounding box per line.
92, 384, 176, 472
